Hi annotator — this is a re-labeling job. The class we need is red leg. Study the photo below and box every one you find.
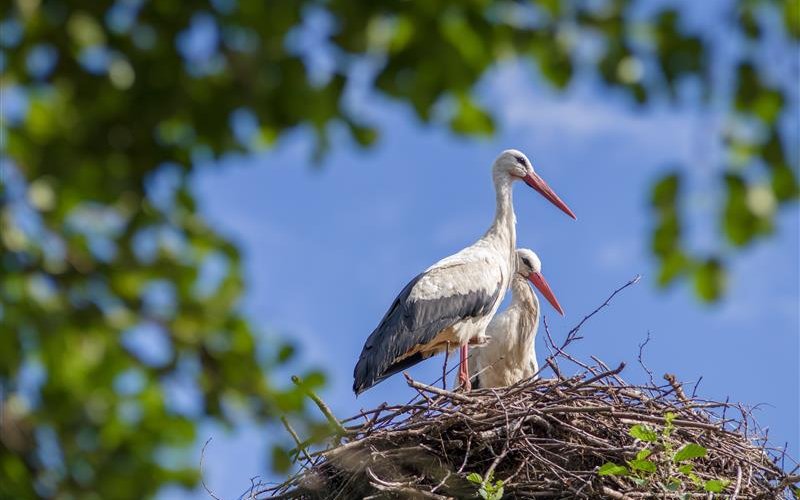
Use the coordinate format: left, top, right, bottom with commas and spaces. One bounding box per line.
458, 344, 471, 391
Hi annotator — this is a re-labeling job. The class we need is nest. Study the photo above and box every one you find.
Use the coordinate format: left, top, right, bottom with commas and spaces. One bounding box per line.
255, 278, 798, 499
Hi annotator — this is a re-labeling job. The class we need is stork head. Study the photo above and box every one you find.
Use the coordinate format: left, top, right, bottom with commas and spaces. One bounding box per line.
493, 149, 576, 219
516, 248, 564, 316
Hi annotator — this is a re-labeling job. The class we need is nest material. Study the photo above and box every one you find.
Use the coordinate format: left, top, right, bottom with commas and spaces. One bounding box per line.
260, 363, 797, 499
257, 278, 798, 499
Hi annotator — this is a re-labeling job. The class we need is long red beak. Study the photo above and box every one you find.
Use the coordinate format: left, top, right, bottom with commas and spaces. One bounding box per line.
528, 272, 564, 316
522, 172, 577, 219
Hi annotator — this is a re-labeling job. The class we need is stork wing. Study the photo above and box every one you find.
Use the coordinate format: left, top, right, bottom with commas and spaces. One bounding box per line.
353, 258, 503, 394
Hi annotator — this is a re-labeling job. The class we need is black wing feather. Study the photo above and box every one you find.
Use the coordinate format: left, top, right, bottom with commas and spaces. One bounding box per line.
353, 270, 500, 394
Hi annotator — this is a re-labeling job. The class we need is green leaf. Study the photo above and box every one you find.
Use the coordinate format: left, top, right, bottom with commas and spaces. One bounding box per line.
277, 343, 296, 363
271, 445, 292, 474
629, 424, 659, 442
753, 90, 783, 124
627, 459, 657, 473
674, 443, 707, 462
598, 462, 628, 476
664, 412, 677, 425
771, 163, 800, 202
449, 96, 494, 136
636, 449, 652, 460
666, 478, 682, 491
631, 477, 647, 486
786, 0, 800, 38
346, 122, 379, 147
704, 479, 729, 492
693, 258, 726, 303
657, 251, 691, 286
491, 485, 504, 500
677, 463, 694, 474
723, 173, 760, 247
651, 172, 681, 209
467, 472, 483, 484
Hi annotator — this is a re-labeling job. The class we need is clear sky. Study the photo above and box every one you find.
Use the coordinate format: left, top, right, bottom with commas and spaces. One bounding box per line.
158, 60, 800, 499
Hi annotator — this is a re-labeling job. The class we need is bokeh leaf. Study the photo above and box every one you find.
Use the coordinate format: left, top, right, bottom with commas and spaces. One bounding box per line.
693, 259, 726, 303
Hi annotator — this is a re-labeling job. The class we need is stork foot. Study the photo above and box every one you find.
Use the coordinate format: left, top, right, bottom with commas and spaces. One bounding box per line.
459, 372, 472, 391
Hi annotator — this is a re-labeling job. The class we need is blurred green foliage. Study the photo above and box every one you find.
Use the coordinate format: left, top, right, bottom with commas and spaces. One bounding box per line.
0, 0, 797, 498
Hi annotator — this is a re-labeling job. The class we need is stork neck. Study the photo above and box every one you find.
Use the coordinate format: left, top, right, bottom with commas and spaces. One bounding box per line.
510, 275, 539, 345
511, 275, 538, 309
485, 174, 516, 251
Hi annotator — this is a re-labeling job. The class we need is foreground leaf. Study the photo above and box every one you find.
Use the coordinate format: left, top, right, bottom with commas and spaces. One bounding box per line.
598, 462, 629, 476
628, 459, 657, 473
629, 424, 659, 442
704, 479, 730, 492
467, 472, 483, 484
674, 443, 707, 462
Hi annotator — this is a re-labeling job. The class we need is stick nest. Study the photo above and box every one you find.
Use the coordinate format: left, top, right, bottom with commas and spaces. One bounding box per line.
257, 278, 797, 499
260, 364, 797, 499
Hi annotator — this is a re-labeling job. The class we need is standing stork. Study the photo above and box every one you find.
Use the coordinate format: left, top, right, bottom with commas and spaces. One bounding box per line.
353, 150, 575, 395
469, 249, 562, 389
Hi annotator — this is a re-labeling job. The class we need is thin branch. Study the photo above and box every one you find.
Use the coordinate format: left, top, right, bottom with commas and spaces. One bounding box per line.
663, 373, 690, 406
291, 375, 347, 436
561, 274, 641, 349
404, 373, 474, 403
200, 437, 223, 500
637, 330, 655, 386
691, 376, 704, 398
281, 416, 312, 465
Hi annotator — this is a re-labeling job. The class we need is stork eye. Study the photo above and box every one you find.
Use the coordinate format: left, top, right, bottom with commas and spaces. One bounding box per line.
522, 257, 532, 268
514, 155, 526, 166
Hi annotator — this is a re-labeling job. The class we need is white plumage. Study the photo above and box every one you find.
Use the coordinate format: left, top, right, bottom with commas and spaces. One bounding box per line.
470, 249, 564, 389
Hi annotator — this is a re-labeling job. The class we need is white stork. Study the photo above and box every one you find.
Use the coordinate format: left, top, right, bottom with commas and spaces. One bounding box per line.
353, 150, 575, 395
469, 249, 563, 389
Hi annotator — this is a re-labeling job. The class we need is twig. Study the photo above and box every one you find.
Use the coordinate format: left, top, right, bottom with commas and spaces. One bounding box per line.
404, 373, 474, 403
561, 274, 641, 350
691, 376, 704, 398
574, 362, 626, 388
543, 315, 594, 372
637, 331, 655, 386
664, 373, 690, 406
731, 465, 742, 499
602, 486, 631, 499
281, 416, 313, 464
200, 437, 223, 500
546, 357, 563, 380
366, 468, 449, 499
291, 375, 347, 436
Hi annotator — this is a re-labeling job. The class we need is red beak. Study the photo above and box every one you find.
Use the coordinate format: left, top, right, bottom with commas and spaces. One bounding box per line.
522, 172, 577, 220
528, 272, 564, 316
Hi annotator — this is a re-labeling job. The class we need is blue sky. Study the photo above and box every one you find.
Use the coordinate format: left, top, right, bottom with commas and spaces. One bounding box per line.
163, 61, 799, 498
